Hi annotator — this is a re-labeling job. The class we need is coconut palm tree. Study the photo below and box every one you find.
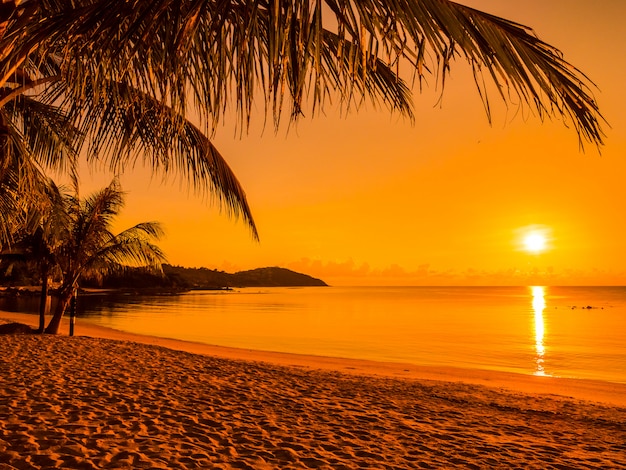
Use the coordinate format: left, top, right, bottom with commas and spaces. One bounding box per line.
9, 180, 68, 332
0, 177, 70, 332
44, 179, 166, 334
0, 1, 606, 214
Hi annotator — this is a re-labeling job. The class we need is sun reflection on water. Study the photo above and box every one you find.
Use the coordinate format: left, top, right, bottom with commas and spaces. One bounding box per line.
531, 286, 547, 376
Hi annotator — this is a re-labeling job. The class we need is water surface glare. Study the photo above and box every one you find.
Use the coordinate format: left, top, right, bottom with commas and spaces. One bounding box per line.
5, 286, 626, 383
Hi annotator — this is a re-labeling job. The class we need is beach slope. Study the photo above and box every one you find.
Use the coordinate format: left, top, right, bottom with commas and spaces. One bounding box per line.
1, 315, 625, 469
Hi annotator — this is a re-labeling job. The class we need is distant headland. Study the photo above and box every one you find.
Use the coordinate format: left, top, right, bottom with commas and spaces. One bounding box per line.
80, 265, 328, 290
164, 265, 327, 289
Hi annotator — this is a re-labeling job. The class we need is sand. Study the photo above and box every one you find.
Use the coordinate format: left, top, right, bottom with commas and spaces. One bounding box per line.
1, 313, 625, 469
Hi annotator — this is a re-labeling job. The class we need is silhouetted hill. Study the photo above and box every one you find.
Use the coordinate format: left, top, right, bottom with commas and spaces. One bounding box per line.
161, 265, 327, 288
93, 265, 327, 290
230, 267, 327, 287
2, 264, 328, 291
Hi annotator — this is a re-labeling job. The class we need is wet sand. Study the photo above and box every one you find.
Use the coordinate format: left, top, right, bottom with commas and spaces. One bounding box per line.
1, 312, 625, 469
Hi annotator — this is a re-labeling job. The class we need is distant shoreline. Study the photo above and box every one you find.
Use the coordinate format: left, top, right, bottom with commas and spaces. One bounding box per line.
1, 265, 328, 293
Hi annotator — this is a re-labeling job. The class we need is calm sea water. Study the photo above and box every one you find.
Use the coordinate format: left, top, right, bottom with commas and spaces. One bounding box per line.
3, 286, 626, 383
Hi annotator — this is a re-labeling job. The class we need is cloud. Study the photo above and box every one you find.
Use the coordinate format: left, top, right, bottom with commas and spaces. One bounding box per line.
286, 258, 626, 286
286, 258, 372, 278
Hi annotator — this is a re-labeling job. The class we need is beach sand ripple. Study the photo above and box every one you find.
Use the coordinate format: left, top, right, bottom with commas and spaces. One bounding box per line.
1, 334, 625, 469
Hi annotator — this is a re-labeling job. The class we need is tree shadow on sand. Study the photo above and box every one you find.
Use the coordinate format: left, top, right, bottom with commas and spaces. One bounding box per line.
0, 322, 36, 335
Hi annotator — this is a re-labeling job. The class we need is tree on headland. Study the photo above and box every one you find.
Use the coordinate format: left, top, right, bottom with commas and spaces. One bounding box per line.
0, 2, 605, 216
43, 179, 166, 334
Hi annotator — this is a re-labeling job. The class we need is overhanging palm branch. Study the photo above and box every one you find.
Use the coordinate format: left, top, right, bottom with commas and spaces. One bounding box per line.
2, 0, 604, 146
8, 95, 79, 173
1, 5, 259, 238
0, 91, 79, 245
41, 77, 259, 236
0, 0, 607, 254
0, 64, 260, 238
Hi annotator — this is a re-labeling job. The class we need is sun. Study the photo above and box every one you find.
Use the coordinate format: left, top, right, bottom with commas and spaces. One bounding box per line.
515, 225, 552, 255
523, 232, 547, 254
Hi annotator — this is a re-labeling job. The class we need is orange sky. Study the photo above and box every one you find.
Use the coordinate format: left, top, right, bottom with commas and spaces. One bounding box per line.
79, 0, 626, 286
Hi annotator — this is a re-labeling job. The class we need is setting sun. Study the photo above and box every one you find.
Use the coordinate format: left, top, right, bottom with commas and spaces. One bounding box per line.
524, 232, 547, 253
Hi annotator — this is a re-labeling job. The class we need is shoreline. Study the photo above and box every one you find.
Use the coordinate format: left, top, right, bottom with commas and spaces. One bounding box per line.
3, 310, 626, 407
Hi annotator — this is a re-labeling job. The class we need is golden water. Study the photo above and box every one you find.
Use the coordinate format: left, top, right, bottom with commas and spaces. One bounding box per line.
4, 286, 625, 383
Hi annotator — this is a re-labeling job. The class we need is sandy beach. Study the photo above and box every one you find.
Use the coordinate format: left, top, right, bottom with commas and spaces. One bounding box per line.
1, 312, 625, 469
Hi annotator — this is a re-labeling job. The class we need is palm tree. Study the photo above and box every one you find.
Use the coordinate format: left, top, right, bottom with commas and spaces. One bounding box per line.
44, 179, 166, 334
16, 180, 68, 332
0, 1, 606, 220
0, 178, 69, 332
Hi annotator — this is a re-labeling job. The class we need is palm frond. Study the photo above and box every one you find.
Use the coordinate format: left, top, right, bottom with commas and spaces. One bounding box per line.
49, 179, 166, 284
39, 77, 259, 239
73, 180, 125, 262
94, 228, 166, 268
82, 221, 167, 279
0, 0, 606, 233
6, 94, 80, 172
0, 115, 59, 246
15, 0, 601, 146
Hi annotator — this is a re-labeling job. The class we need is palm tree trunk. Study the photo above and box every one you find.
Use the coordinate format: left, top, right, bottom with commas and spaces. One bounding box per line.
68, 289, 77, 336
38, 272, 49, 334
44, 285, 73, 334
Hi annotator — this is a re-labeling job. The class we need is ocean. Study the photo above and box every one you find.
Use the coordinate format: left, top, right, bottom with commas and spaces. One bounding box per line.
3, 286, 625, 384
